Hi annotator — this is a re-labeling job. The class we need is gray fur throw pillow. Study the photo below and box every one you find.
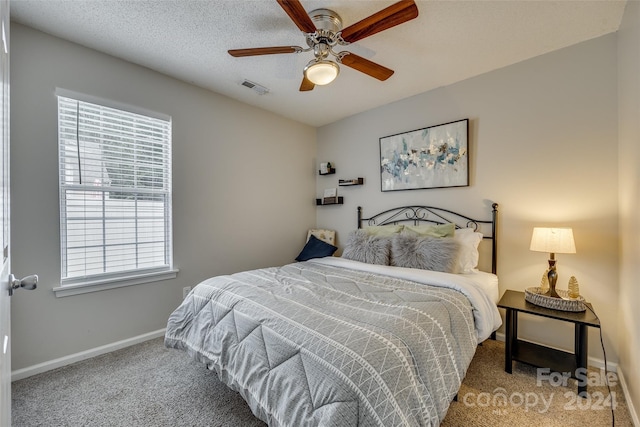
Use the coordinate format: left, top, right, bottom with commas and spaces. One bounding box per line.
390, 235, 461, 273
342, 230, 391, 265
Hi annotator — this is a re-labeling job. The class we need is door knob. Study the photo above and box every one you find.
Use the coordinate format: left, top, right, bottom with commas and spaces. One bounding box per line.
8, 274, 38, 296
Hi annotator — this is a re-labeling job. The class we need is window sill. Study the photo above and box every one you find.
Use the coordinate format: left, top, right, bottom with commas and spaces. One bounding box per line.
53, 269, 179, 298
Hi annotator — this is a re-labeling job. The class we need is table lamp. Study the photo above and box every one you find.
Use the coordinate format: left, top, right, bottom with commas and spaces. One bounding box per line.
530, 227, 576, 298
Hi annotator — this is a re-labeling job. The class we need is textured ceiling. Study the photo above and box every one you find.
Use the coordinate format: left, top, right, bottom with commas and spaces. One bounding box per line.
10, 0, 626, 127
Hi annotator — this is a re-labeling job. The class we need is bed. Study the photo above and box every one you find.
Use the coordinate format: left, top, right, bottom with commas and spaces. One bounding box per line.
165, 204, 502, 426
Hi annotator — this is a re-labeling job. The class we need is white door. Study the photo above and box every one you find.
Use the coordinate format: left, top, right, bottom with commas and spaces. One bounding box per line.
0, 0, 10, 423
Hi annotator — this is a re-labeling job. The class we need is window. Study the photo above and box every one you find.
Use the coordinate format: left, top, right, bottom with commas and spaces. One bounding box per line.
55, 93, 175, 296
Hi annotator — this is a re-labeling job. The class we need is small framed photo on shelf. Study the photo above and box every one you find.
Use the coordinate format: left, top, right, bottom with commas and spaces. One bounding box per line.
319, 162, 334, 175
322, 188, 337, 204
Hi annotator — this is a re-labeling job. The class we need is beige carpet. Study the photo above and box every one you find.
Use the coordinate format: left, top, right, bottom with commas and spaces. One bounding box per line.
12, 337, 634, 426
442, 339, 634, 427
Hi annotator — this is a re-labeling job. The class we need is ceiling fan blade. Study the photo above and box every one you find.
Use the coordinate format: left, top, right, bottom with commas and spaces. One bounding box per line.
299, 76, 315, 91
228, 46, 302, 57
340, 0, 418, 43
277, 0, 317, 33
339, 53, 394, 81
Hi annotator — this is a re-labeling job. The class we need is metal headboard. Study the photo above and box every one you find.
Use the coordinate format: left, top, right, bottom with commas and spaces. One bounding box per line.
357, 203, 499, 274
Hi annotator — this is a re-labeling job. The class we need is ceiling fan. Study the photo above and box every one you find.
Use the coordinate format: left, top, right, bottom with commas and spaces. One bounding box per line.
228, 0, 419, 91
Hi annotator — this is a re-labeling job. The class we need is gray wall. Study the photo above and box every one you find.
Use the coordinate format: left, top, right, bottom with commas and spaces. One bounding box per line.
10, 23, 317, 370
617, 0, 640, 418
316, 35, 620, 364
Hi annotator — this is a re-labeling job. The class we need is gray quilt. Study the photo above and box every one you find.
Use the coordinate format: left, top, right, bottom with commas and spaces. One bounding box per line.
165, 261, 478, 427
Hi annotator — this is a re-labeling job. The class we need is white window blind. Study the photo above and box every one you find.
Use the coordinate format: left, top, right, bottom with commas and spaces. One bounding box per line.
58, 95, 173, 286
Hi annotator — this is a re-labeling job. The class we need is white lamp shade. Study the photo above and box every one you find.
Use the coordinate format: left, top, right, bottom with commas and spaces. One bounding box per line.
530, 227, 576, 254
304, 60, 339, 85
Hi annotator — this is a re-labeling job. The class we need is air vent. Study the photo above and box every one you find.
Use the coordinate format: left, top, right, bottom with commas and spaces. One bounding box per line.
241, 79, 269, 95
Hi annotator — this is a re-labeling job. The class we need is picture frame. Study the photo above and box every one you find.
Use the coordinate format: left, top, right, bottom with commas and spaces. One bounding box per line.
380, 118, 469, 192
322, 188, 337, 204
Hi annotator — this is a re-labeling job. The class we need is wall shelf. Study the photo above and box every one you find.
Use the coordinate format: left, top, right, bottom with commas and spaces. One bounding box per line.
339, 178, 364, 186
316, 197, 343, 206
319, 168, 335, 175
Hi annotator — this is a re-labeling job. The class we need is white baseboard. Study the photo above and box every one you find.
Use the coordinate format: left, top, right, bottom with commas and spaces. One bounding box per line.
11, 328, 166, 382
617, 367, 640, 427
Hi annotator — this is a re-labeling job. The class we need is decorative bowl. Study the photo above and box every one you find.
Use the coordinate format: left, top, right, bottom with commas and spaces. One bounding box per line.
524, 287, 586, 312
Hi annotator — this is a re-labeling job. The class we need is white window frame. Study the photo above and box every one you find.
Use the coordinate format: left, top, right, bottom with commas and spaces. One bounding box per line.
53, 90, 177, 297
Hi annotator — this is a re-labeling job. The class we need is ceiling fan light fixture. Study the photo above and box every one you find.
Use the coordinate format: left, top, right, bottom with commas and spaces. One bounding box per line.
304, 60, 340, 85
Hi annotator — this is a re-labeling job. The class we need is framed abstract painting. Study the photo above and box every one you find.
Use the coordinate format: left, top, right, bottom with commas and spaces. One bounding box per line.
380, 119, 469, 192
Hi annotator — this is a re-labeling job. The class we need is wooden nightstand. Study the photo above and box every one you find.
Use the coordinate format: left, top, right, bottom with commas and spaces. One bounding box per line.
497, 289, 600, 395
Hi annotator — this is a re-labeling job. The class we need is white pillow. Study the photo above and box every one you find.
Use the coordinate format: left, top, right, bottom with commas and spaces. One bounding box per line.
307, 229, 336, 246
453, 228, 483, 273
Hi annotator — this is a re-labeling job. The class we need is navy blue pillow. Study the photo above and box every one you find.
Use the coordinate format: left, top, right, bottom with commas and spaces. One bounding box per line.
295, 234, 338, 262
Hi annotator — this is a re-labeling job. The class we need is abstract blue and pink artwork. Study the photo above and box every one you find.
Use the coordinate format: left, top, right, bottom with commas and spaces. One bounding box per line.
380, 119, 469, 191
